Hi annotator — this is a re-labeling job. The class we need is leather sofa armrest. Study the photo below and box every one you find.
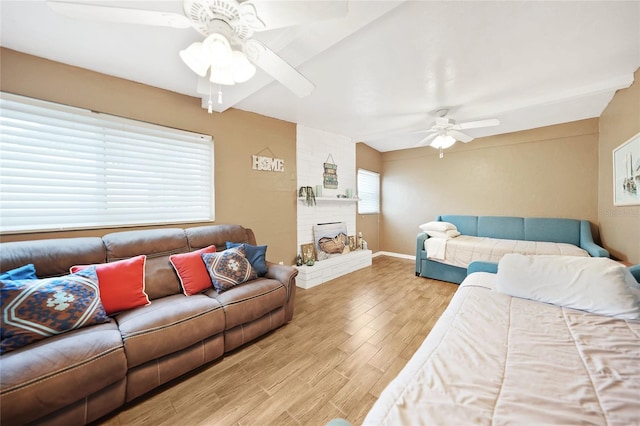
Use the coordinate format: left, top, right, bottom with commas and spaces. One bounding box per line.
265, 261, 298, 300
580, 221, 609, 258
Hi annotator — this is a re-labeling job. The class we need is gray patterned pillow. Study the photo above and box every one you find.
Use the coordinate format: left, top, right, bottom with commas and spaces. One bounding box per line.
202, 246, 257, 293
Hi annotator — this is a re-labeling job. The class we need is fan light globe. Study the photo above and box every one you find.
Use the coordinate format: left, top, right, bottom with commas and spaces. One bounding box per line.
231, 51, 256, 83
210, 67, 235, 86
431, 134, 456, 149
203, 33, 232, 68
179, 42, 209, 77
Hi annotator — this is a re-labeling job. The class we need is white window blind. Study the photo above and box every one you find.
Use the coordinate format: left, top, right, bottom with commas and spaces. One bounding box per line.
357, 168, 380, 214
0, 92, 214, 233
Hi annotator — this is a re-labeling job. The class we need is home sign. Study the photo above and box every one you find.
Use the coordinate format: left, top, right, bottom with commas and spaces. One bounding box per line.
252, 155, 284, 172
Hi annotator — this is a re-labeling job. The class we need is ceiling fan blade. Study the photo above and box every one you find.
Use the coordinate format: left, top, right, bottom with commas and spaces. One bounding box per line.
47, 1, 192, 29
415, 133, 438, 147
449, 130, 474, 143
243, 39, 315, 98
240, 0, 348, 31
454, 118, 500, 130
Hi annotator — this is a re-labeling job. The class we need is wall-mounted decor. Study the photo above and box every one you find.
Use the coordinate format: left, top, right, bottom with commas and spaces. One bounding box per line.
252, 147, 284, 172
613, 132, 640, 206
298, 186, 316, 206
323, 154, 338, 188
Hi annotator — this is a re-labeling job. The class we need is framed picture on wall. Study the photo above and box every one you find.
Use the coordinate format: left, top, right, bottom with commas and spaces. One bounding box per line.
613, 132, 640, 206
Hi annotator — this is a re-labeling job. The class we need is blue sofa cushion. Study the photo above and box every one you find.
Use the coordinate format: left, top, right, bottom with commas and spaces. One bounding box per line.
438, 215, 478, 236
478, 216, 524, 240
524, 218, 580, 246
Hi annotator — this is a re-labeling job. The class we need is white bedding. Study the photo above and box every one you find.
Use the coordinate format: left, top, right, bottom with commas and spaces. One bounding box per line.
363, 272, 640, 425
425, 235, 588, 267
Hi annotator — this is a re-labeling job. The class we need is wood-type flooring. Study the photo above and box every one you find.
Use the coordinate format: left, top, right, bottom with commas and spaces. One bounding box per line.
99, 255, 457, 426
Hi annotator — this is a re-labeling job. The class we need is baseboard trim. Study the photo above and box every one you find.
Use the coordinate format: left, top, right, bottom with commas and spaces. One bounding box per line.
373, 251, 416, 260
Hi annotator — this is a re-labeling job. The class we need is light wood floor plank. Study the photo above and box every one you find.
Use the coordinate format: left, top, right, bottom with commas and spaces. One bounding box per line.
97, 256, 457, 425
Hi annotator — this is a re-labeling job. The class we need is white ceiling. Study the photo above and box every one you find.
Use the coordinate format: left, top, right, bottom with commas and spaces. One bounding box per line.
1, 0, 639, 152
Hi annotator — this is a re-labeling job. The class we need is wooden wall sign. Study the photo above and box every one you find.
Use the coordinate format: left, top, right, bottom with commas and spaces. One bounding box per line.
252, 147, 284, 172
323, 154, 338, 188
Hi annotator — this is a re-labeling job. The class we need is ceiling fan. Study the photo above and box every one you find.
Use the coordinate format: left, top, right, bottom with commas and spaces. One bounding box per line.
46, 0, 347, 106
415, 109, 500, 158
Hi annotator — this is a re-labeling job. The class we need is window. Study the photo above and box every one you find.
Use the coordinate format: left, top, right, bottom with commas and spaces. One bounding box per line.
0, 92, 214, 233
357, 168, 380, 214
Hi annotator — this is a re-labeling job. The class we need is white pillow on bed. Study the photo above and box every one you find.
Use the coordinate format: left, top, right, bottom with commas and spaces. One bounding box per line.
495, 254, 640, 320
419, 221, 457, 233
425, 229, 461, 239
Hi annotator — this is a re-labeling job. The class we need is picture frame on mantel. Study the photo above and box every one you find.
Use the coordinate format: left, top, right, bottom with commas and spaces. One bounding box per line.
301, 243, 316, 263
613, 131, 640, 206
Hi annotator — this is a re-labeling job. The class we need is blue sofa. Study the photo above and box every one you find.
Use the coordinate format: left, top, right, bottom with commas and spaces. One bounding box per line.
416, 215, 609, 284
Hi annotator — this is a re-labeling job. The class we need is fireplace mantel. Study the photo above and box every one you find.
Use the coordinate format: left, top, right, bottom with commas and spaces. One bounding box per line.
295, 249, 372, 289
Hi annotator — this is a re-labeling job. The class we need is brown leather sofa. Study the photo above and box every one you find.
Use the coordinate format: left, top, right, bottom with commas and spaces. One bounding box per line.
0, 224, 298, 425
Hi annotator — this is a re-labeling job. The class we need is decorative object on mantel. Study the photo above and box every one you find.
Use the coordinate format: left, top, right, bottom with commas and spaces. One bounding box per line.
358, 232, 364, 250
613, 131, 640, 206
252, 147, 284, 172
323, 154, 338, 189
295, 254, 303, 266
348, 235, 357, 251
298, 186, 316, 206
315, 185, 322, 197
301, 243, 316, 264
314, 222, 350, 261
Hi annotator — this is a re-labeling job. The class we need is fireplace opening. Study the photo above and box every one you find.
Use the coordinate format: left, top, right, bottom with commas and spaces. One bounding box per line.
313, 222, 350, 261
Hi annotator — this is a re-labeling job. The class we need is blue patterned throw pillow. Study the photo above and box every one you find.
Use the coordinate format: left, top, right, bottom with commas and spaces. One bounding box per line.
225, 242, 268, 276
202, 246, 258, 293
0, 264, 38, 281
1, 267, 109, 354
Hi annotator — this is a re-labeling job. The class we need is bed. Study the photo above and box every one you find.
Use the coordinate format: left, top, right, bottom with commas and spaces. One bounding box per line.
416, 215, 609, 284
364, 257, 640, 425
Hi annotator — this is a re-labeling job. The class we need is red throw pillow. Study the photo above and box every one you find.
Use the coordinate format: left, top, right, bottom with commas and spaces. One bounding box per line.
71, 255, 149, 315
170, 245, 216, 296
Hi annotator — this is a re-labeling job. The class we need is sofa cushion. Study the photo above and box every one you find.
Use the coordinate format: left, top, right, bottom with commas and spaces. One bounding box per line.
170, 245, 216, 296
0, 237, 106, 279
524, 217, 580, 246
71, 255, 150, 315
115, 294, 225, 368
0, 321, 126, 426
226, 242, 268, 276
208, 277, 287, 329
438, 215, 479, 236
478, 216, 524, 240
202, 247, 258, 293
102, 228, 189, 300
185, 224, 256, 250
1, 268, 109, 353
0, 263, 37, 281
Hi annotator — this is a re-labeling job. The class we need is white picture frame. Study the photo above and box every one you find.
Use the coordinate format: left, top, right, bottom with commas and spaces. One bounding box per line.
613, 131, 640, 206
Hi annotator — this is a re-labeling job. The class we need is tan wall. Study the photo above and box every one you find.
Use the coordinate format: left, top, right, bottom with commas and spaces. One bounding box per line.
0, 48, 298, 264
598, 68, 640, 264
380, 119, 600, 256
355, 142, 382, 252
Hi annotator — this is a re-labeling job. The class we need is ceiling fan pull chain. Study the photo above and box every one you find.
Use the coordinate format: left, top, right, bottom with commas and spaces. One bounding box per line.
218, 85, 223, 104
439, 147, 444, 159
207, 83, 213, 114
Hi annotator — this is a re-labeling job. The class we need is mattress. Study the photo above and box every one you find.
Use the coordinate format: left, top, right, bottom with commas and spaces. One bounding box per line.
425, 235, 588, 268
363, 272, 640, 425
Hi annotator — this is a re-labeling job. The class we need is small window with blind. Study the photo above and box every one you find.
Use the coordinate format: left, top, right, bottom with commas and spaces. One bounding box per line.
357, 168, 380, 214
0, 92, 215, 234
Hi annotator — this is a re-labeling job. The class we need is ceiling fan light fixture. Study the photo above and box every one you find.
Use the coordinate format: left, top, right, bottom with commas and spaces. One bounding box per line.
430, 134, 456, 149
203, 33, 233, 68
179, 42, 209, 77
231, 51, 256, 83
209, 67, 236, 86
